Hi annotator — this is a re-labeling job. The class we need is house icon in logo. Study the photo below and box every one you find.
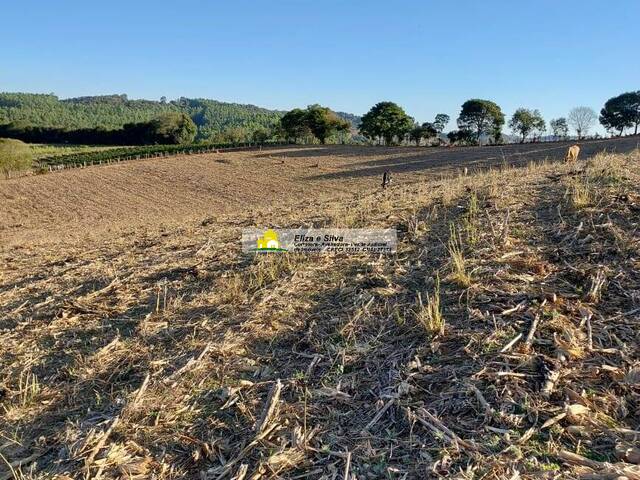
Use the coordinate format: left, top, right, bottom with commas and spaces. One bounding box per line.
256, 229, 281, 250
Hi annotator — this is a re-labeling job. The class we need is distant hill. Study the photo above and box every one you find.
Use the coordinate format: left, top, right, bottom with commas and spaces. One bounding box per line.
0, 93, 360, 141
334, 111, 361, 129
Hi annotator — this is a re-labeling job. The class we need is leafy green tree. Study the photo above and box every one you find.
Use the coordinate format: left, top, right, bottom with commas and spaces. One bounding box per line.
433, 114, 450, 133
222, 126, 249, 144
446, 129, 475, 145
568, 107, 597, 139
409, 124, 424, 146
149, 112, 197, 144
421, 122, 438, 145
304, 105, 350, 144
550, 118, 569, 139
599, 91, 640, 135
600, 107, 625, 136
409, 123, 437, 146
280, 108, 310, 142
533, 115, 546, 141
491, 125, 503, 144
279, 105, 349, 144
509, 108, 545, 143
411, 115, 445, 145
0, 138, 33, 177
251, 127, 271, 144
457, 99, 504, 144
359, 102, 414, 145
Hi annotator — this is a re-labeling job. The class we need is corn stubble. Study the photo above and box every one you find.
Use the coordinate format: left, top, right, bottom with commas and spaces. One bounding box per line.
1, 148, 640, 479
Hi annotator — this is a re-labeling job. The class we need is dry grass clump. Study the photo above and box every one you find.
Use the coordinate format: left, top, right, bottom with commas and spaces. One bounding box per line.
567, 150, 636, 210
568, 175, 595, 209
213, 272, 249, 306
415, 273, 444, 336
447, 222, 472, 287
1, 369, 41, 422
462, 190, 480, 244
248, 253, 303, 290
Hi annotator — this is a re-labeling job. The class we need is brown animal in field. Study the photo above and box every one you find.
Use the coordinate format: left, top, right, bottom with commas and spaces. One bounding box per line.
565, 144, 580, 162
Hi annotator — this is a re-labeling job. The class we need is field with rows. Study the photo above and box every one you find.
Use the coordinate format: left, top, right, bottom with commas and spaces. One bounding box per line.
29, 143, 127, 160
2, 140, 640, 479
1, 136, 638, 245
31, 141, 286, 169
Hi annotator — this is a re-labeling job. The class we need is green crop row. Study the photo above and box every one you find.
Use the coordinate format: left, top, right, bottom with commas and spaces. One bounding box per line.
35, 141, 288, 169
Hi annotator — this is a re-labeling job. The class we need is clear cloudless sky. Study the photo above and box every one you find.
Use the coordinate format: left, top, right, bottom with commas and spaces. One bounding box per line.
2, 0, 639, 133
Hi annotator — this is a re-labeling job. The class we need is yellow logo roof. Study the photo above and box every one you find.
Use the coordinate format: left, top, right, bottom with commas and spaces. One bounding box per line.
256, 229, 282, 250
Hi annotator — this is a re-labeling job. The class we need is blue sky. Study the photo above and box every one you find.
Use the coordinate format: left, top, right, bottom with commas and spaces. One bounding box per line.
2, 0, 638, 133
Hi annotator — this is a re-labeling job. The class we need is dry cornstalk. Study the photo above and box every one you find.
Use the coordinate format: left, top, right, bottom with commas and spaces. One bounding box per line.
343, 450, 351, 480
84, 416, 121, 477
129, 373, 151, 410
362, 398, 395, 432
230, 464, 248, 480
523, 314, 540, 349
413, 408, 480, 452
255, 379, 283, 434
557, 450, 640, 479
500, 333, 523, 353
466, 383, 495, 418
212, 423, 279, 480
164, 343, 212, 386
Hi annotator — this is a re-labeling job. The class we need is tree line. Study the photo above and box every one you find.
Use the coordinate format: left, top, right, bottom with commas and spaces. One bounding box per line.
0, 113, 198, 145
2, 90, 638, 147
279, 90, 640, 146
0, 93, 283, 142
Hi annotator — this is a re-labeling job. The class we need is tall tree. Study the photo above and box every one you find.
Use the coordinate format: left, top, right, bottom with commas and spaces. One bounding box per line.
409, 122, 437, 146
280, 108, 310, 142
280, 105, 349, 144
409, 124, 424, 146
599, 91, 640, 136
568, 107, 597, 139
550, 118, 569, 139
251, 127, 271, 144
304, 105, 350, 144
533, 114, 546, 141
359, 102, 414, 145
421, 122, 438, 144
433, 114, 450, 134
148, 112, 197, 144
509, 108, 545, 143
222, 126, 249, 143
457, 99, 505, 144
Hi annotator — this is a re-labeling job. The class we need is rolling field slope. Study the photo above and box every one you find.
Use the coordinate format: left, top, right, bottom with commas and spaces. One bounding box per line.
1, 136, 638, 245
1, 146, 640, 478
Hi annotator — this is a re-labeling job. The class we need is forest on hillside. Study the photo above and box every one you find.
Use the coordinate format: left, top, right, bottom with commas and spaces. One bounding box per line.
0, 93, 288, 142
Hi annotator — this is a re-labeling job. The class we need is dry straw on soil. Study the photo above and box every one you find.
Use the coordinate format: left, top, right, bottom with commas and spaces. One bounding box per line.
1, 148, 640, 479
